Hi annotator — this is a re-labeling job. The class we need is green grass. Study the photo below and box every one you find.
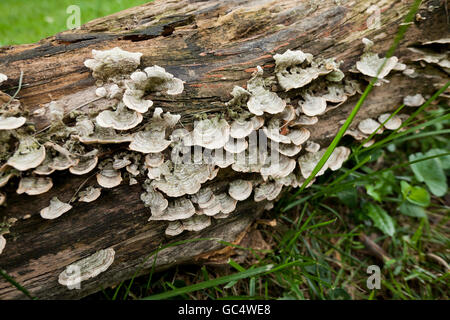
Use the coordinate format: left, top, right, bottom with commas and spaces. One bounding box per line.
0, 0, 150, 46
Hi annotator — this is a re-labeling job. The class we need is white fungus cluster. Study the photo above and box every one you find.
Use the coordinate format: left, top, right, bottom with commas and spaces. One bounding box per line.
0, 38, 412, 277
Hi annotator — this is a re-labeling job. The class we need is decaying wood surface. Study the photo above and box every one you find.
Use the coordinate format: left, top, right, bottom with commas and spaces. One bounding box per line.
0, 0, 448, 299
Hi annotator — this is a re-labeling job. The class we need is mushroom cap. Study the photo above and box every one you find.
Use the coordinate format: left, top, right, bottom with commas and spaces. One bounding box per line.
96, 104, 143, 131
95, 87, 107, 98
226, 85, 251, 107
0, 116, 26, 130
378, 113, 402, 130
358, 118, 382, 135
344, 128, 367, 140
112, 158, 132, 170
75, 127, 133, 144
40, 197, 72, 220
230, 118, 254, 139
0, 170, 16, 188
211, 148, 235, 168
299, 94, 327, 116
17, 176, 53, 195
322, 84, 348, 103
7, 138, 46, 171
165, 221, 184, 236
58, 248, 115, 287
78, 186, 102, 203
290, 115, 318, 126
273, 49, 316, 91
228, 179, 253, 201
403, 94, 425, 107
33, 154, 56, 175
250, 116, 265, 130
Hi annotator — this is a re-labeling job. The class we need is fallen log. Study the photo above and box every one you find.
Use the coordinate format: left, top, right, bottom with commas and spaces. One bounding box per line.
0, 0, 448, 299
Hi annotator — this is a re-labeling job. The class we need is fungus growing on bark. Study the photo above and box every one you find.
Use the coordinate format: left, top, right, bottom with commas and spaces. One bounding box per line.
228, 179, 253, 201
95, 87, 108, 98
298, 150, 329, 179
141, 185, 168, 217
274, 143, 302, 157
328, 146, 351, 171
58, 248, 115, 288
226, 86, 251, 107
144, 153, 164, 168
84, 47, 142, 80
247, 66, 286, 115
152, 163, 218, 197
149, 198, 195, 221
0, 192, 5, 206
254, 182, 283, 202
69, 151, 99, 175
96, 103, 143, 131
260, 155, 296, 180
0, 235, 5, 255
183, 215, 211, 232
185, 117, 230, 149
7, 137, 46, 171
403, 94, 425, 107
224, 137, 248, 154
0, 116, 26, 130
290, 115, 318, 126
40, 197, 73, 220
230, 118, 254, 139
96, 163, 122, 188
215, 193, 237, 215
78, 186, 102, 203
76, 127, 133, 144
358, 118, 383, 135
165, 221, 184, 236
17, 177, 53, 195
378, 113, 402, 130
299, 94, 327, 117
305, 141, 320, 153
0, 73, 7, 84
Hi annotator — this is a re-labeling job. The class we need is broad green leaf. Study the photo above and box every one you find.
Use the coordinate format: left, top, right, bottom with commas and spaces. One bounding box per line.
409, 152, 447, 197
398, 202, 427, 218
427, 148, 450, 170
400, 181, 430, 207
364, 203, 395, 236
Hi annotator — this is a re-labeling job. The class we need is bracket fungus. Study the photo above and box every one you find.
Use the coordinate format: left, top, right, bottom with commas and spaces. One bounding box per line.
299, 94, 327, 117
260, 155, 296, 180
149, 198, 196, 221
69, 151, 99, 175
403, 94, 425, 107
230, 118, 254, 139
16, 177, 53, 195
141, 186, 168, 217
224, 137, 248, 154
355, 39, 398, 81
273, 49, 342, 91
78, 187, 102, 203
358, 118, 383, 135
7, 137, 46, 171
228, 179, 253, 201
186, 117, 230, 149
0, 235, 5, 255
0, 73, 7, 84
40, 197, 72, 220
378, 113, 402, 130
182, 215, 211, 232
84, 47, 142, 80
0, 116, 26, 130
96, 163, 122, 188
247, 66, 286, 115
165, 221, 184, 236
96, 103, 143, 131
254, 182, 283, 202
58, 248, 115, 288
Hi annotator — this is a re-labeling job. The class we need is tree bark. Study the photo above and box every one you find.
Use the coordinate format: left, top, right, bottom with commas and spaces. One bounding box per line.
0, 0, 448, 299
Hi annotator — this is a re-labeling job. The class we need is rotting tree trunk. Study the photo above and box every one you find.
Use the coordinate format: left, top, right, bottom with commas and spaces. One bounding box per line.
0, 0, 448, 299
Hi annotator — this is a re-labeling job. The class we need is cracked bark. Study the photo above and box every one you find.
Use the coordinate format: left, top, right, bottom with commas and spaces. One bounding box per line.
0, 0, 448, 299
